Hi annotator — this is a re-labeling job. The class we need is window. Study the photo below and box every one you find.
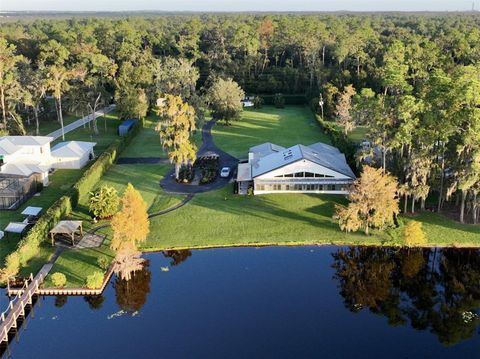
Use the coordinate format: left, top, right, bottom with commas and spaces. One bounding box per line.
284, 173, 294, 178
257, 184, 265, 191
294, 172, 304, 178
305, 172, 314, 177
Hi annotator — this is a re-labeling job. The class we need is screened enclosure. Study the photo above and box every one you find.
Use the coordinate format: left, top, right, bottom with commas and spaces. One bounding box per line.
0, 175, 37, 210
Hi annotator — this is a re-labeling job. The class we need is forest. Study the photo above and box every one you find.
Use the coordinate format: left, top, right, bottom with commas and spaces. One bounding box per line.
0, 13, 479, 224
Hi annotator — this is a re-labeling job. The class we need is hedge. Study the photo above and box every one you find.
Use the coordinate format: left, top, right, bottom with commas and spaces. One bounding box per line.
1, 195, 72, 283
259, 94, 307, 106
0, 119, 142, 283
72, 119, 141, 206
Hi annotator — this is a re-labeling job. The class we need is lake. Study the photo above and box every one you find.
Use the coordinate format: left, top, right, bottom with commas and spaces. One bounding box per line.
3, 246, 480, 358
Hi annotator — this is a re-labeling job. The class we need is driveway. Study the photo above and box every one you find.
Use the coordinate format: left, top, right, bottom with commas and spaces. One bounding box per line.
47, 104, 116, 140
160, 120, 238, 194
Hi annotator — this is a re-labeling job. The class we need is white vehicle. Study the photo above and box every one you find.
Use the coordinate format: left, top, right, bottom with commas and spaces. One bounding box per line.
220, 167, 231, 178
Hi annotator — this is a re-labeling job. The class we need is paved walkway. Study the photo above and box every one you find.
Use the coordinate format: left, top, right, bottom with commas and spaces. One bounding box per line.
160, 120, 238, 194
47, 104, 116, 140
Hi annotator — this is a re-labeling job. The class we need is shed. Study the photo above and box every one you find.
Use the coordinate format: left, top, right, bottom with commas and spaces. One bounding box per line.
50, 220, 83, 246
118, 119, 137, 136
51, 141, 96, 169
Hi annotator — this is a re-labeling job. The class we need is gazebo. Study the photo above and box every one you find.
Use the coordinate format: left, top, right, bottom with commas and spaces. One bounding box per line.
49, 220, 83, 246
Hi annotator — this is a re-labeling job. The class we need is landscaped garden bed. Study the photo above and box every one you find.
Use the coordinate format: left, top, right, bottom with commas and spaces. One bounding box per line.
195, 155, 219, 185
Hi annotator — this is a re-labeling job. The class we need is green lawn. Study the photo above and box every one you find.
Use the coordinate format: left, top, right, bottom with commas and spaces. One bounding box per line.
25, 113, 78, 136
44, 163, 184, 288
213, 106, 330, 158
142, 185, 400, 250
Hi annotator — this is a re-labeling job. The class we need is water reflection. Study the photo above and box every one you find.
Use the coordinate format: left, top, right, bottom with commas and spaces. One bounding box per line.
332, 247, 480, 346
114, 260, 151, 313
84, 295, 105, 310
162, 250, 192, 266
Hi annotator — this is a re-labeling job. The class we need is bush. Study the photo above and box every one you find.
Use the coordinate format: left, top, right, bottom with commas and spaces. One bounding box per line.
51, 272, 67, 287
97, 256, 110, 270
89, 186, 120, 219
404, 221, 427, 247
253, 96, 264, 109
2, 253, 20, 282
273, 93, 285, 108
86, 271, 104, 289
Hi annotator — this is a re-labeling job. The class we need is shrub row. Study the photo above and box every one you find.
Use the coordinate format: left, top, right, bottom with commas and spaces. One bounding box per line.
72, 119, 141, 206
259, 94, 307, 106
1, 119, 142, 283
1, 195, 72, 282
313, 113, 358, 173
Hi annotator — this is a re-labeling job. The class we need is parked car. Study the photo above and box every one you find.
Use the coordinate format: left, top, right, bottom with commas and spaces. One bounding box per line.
220, 167, 231, 178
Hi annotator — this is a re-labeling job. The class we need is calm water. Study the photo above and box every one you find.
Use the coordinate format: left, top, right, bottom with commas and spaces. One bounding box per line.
3, 246, 480, 358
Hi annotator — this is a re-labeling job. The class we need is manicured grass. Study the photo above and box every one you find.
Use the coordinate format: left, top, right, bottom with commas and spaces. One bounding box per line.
44, 163, 184, 288
25, 113, 78, 136
212, 106, 331, 158
409, 212, 480, 247
50, 111, 122, 154
142, 185, 401, 250
119, 115, 165, 158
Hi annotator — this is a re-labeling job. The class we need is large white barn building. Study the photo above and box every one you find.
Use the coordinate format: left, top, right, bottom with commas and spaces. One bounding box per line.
237, 142, 356, 195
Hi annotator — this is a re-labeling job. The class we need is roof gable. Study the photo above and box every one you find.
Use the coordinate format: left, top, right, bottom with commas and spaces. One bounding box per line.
251, 142, 356, 179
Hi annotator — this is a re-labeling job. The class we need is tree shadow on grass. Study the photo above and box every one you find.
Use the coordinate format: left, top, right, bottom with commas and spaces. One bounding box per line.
414, 212, 480, 237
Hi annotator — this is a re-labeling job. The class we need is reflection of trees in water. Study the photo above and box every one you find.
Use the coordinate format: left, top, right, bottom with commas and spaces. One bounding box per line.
162, 250, 192, 266
332, 247, 480, 346
54, 295, 68, 308
84, 295, 105, 310
114, 260, 151, 313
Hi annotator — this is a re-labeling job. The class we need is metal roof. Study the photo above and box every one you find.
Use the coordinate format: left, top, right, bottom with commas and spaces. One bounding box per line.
251, 142, 356, 179
0, 136, 54, 155
51, 141, 96, 158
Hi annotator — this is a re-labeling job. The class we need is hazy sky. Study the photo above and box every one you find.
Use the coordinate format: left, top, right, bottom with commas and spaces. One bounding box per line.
0, 0, 476, 12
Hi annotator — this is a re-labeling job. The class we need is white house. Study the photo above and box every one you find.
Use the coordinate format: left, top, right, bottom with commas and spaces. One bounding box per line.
237, 142, 356, 195
51, 141, 96, 169
0, 136, 54, 186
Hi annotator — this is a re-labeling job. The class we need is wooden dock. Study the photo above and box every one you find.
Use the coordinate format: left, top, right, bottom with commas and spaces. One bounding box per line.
0, 265, 50, 345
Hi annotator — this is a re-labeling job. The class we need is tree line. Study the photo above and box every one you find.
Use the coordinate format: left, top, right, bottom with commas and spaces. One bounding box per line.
0, 13, 479, 222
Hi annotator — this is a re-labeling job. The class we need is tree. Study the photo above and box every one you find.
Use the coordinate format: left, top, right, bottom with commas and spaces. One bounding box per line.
89, 186, 120, 219
156, 94, 197, 180
335, 84, 356, 135
335, 166, 400, 235
20, 63, 47, 135
39, 40, 81, 140
380, 40, 412, 96
111, 184, 150, 254
0, 38, 24, 133
404, 221, 427, 247
78, 51, 117, 134
116, 87, 148, 120
208, 77, 244, 125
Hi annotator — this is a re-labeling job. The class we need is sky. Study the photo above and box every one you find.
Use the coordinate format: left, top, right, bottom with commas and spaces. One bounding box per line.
0, 0, 476, 12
